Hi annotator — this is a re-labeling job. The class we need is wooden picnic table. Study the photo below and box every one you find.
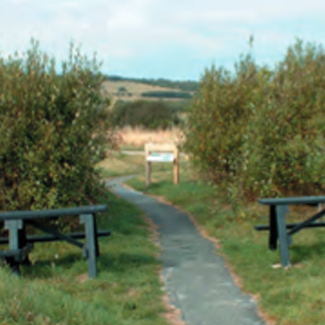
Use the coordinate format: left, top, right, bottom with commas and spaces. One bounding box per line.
256, 196, 325, 268
0, 204, 109, 278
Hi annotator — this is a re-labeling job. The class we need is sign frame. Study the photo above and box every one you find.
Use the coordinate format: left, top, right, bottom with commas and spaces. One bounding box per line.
144, 143, 179, 186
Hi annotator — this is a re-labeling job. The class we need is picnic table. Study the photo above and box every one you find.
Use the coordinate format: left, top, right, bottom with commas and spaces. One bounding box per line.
255, 196, 325, 268
0, 204, 110, 278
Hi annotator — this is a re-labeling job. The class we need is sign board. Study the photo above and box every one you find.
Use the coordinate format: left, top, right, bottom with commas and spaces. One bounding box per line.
144, 143, 179, 186
146, 152, 175, 163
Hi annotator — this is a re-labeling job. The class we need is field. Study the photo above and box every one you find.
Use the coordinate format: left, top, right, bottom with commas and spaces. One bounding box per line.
103, 80, 192, 103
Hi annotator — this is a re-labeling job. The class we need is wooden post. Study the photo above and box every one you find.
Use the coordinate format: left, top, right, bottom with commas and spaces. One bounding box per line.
145, 143, 151, 186
173, 146, 179, 184
146, 161, 152, 186
145, 143, 179, 186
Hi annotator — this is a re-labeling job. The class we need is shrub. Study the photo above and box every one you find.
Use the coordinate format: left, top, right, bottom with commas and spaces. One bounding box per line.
111, 100, 180, 129
245, 40, 325, 197
0, 40, 115, 212
184, 39, 325, 201
141, 91, 192, 99
183, 54, 262, 184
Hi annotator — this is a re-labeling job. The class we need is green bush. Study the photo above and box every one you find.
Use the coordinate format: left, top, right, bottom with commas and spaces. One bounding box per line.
111, 100, 180, 129
183, 54, 262, 183
184, 39, 325, 201
245, 40, 325, 197
141, 91, 192, 99
0, 40, 115, 212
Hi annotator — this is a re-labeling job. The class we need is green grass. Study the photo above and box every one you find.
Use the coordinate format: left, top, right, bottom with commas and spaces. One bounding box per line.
96, 153, 145, 179
123, 160, 325, 324
119, 144, 144, 151
96, 152, 180, 180
0, 191, 169, 325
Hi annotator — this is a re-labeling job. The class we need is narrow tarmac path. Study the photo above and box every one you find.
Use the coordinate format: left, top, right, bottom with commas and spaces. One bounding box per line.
107, 176, 266, 325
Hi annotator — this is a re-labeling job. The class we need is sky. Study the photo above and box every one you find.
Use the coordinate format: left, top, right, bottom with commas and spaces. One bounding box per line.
0, 0, 324, 81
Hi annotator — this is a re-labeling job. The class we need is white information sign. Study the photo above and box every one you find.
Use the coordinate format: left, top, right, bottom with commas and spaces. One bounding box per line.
144, 143, 179, 185
146, 152, 175, 162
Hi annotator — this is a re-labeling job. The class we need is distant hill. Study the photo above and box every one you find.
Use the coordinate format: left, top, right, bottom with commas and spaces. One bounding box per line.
104, 75, 199, 92
103, 76, 198, 105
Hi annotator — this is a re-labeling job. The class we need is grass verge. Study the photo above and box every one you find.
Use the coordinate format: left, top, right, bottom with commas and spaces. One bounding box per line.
0, 191, 169, 325
124, 161, 325, 325
97, 152, 144, 178
96, 152, 176, 180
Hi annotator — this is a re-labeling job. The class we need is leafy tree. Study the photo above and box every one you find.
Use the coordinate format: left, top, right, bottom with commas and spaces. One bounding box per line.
183, 39, 325, 202
0, 40, 115, 212
141, 91, 192, 99
112, 100, 179, 129
245, 40, 325, 196
183, 53, 261, 184
118, 86, 127, 92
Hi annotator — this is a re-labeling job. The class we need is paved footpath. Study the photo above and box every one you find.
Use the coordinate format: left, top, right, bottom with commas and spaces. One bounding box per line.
107, 177, 266, 325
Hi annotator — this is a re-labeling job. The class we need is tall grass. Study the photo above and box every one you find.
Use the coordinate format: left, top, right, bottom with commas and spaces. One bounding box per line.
117, 126, 184, 150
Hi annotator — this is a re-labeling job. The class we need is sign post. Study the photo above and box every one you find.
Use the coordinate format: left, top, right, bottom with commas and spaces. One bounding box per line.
145, 143, 179, 186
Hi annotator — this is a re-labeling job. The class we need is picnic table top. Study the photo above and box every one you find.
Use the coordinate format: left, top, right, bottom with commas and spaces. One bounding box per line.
0, 204, 108, 220
258, 196, 325, 206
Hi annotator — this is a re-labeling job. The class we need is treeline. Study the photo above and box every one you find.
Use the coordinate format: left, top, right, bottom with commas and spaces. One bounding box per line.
111, 100, 181, 129
184, 40, 325, 201
141, 91, 193, 99
105, 75, 199, 92
0, 40, 115, 214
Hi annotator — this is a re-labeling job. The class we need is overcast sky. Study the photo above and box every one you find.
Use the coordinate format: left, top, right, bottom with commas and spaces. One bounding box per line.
0, 0, 324, 80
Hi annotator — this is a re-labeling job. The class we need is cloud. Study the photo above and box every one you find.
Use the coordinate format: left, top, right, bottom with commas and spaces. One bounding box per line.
1, 0, 325, 79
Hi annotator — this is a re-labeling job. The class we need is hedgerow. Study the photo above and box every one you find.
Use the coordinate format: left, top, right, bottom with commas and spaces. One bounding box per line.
111, 100, 180, 130
0, 40, 115, 212
183, 39, 325, 201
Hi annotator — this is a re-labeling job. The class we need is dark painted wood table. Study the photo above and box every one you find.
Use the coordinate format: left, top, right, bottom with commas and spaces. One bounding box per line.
256, 196, 325, 268
0, 204, 109, 277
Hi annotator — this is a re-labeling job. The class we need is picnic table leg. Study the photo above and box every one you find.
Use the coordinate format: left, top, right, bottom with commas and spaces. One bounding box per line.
276, 205, 291, 268
269, 205, 278, 250
18, 222, 31, 266
93, 215, 100, 257
4, 219, 24, 275
80, 214, 97, 278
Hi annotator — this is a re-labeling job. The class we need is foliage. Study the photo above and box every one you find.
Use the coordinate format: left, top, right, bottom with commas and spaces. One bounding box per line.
141, 90, 192, 99
105, 75, 199, 92
183, 54, 262, 185
0, 39, 115, 212
183, 39, 325, 200
117, 86, 127, 92
245, 40, 325, 197
166, 100, 191, 113
111, 100, 180, 129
